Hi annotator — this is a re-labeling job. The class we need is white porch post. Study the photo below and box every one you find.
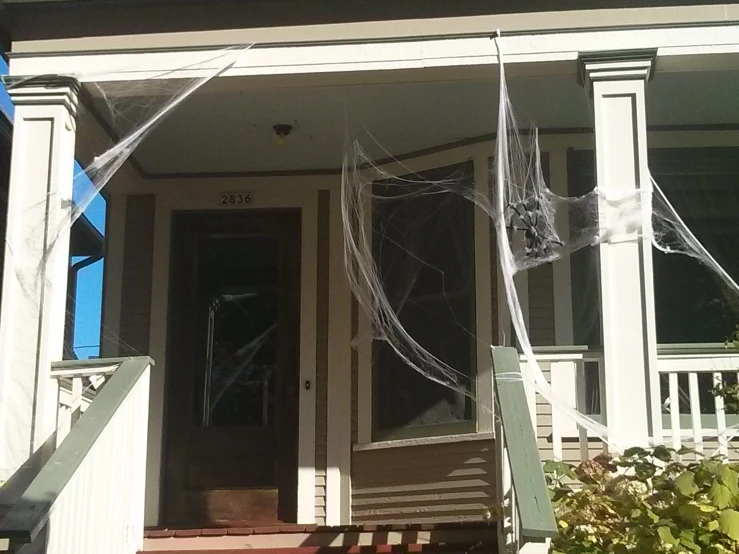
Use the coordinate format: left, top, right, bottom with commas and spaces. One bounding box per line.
580, 51, 659, 448
0, 77, 79, 482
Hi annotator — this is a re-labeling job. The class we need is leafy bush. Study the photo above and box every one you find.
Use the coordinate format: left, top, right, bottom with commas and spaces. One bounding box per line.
713, 326, 739, 413
714, 380, 739, 414
545, 446, 739, 553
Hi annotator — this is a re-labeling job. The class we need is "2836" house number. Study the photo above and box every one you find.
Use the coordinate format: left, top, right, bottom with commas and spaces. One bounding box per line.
220, 192, 253, 205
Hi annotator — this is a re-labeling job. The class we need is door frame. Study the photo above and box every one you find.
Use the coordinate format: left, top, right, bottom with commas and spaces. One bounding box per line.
163, 210, 302, 525
147, 185, 319, 526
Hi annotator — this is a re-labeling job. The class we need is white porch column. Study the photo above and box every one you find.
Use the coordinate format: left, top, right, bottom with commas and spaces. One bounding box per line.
580, 51, 659, 448
0, 77, 79, 483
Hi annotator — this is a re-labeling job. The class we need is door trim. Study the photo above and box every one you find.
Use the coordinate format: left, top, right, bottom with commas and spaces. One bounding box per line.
148, 187, 318, 525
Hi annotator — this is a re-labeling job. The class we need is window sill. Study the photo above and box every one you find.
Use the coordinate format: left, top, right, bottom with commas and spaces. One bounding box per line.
352, 431, 494, 452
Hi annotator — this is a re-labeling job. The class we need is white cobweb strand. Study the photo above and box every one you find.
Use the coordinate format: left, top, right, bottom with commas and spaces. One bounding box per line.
490, 39, 620, 449
71, 45, 252, 222
22, 46, 253, 305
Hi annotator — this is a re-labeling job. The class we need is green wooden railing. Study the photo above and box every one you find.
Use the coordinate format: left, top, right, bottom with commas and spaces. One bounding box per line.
492, 347, 558, 551
0, 356, 153, 551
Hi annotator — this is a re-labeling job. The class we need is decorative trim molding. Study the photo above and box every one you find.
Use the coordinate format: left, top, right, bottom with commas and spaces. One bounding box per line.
6, 75, 81, 124
578, 49, 657, 95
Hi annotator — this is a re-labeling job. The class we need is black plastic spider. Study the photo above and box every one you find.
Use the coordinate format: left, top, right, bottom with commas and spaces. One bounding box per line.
506, 198, 563, 259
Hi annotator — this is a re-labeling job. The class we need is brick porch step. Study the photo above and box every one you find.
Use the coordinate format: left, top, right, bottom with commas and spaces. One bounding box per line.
141, 522, 497, 553
140, 545, 496, 554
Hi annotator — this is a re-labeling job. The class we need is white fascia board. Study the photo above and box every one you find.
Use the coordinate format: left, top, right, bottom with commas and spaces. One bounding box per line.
8, 25, 739, 82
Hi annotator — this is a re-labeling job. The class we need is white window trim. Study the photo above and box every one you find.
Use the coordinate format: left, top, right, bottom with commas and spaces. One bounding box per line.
355, 147, 497, 447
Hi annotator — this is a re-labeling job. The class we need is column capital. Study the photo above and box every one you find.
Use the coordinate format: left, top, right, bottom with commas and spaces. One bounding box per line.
578, 49, 657, 94
5, 75, 80, 120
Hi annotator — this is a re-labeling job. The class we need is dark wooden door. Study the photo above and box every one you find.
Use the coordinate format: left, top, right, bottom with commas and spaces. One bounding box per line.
163, 211, 301, 526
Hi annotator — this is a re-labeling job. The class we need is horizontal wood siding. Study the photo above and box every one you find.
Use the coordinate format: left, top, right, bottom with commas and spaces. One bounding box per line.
534, 363, 606, 463
119, 194, 155, 356
315, 190, 330, 524
528, 263, 555, 347
352, 440, 495, 524
535, 363, 555, 460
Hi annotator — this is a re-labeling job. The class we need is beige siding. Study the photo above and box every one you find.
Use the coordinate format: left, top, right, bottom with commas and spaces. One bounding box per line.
315, 190, 330, 524
118, 194, 155, 356
528, 263, 555, 347
534, 363, 606, 464
534, 364, 555, 460
351, 440, 495, 524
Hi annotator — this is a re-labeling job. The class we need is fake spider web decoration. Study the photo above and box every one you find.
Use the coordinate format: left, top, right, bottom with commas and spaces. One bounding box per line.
0, 47, 254, 474
341, 39, 739, 451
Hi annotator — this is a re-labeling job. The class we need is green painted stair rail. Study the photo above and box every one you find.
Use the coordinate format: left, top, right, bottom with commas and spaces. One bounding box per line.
0, 356, 153, 545
492, 346, 558, 542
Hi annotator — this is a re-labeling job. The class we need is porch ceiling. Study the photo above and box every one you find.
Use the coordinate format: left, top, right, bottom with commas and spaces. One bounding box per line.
78, 67, 739, 177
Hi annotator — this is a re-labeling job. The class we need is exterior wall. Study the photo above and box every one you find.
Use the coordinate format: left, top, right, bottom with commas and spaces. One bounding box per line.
118, 194, 155, 356
528, 264, 556, 347
351, 439, 495, 524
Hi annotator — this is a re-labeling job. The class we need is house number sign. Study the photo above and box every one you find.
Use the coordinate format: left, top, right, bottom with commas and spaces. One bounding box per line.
220, 192, 253, 205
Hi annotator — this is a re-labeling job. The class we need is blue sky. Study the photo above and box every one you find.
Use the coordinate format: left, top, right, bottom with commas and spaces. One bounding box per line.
0, 56, 106, 359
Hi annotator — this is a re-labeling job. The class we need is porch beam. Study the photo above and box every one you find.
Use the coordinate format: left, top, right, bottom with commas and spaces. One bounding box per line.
8, 4, 739, 55
580, 50, 659, 448
7, 24, 739, 83
0, 77, 80, 483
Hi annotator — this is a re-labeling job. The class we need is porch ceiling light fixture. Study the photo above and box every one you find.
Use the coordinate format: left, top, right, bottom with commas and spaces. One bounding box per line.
273, 123, 293, 145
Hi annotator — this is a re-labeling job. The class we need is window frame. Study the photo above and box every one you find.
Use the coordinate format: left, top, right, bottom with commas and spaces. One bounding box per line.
354, 152, 496, 446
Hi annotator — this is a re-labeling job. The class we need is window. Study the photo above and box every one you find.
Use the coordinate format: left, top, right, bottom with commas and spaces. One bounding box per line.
651, 148, 739, 418
566, 147, 739, 422
569, 147, 739, 349
651, 148, 739, 345
371, 162, 478, 441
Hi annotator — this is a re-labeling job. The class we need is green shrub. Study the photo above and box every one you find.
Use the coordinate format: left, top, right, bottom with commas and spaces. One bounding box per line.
545, 446, 739, 553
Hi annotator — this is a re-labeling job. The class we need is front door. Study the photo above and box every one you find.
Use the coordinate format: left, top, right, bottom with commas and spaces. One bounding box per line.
163, 211, 301, 526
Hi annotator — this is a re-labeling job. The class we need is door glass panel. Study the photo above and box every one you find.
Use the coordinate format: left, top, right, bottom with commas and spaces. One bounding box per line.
194, 236, 279, 427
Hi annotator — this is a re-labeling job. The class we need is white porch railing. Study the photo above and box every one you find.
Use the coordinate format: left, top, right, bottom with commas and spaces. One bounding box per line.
522, 344, 739, 463
0, 357, 152, 554
520, 347, 605, 463
53, 359, 121, 447
655, 344, 739, 458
